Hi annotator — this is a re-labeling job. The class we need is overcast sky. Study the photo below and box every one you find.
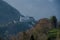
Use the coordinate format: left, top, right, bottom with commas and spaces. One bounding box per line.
4, 0, 59, 20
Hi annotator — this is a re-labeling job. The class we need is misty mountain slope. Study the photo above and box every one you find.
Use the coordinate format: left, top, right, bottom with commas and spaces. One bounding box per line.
0, 20, 36, 37
0, 11, 36, 36
0, 0, 23, 24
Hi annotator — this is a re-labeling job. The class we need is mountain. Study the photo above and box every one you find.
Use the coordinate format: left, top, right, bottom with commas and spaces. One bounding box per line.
0, 0, 36, 38
0, 16, 36, 35
0, 0, 23, 24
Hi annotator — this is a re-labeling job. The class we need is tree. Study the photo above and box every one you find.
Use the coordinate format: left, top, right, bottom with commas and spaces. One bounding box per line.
50, 16, 57, 28
0, 38, 1, 40
58, 21, 60, 28
30, 35, 34, 40
23, 32, 27, 40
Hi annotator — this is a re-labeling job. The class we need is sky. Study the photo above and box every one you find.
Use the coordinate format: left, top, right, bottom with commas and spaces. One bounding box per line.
4, 0, 60, 20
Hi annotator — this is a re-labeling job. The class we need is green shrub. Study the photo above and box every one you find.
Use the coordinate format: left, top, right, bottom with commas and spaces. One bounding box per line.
48, 28, 60, 38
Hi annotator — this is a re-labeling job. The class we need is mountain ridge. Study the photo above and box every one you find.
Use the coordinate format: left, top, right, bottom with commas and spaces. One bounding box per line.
0, 0, 22, 24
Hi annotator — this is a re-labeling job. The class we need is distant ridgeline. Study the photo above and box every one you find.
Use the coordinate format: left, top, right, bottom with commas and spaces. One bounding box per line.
0, 0, 23, 25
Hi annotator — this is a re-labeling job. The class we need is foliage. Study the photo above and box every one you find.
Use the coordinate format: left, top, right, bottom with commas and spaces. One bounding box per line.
50, 16, 57, 28
32, 30, 38, 40
30, 35, 34, 40
48, 28, 60, 38
0, 37, 1, 40
23, 32, 27, 40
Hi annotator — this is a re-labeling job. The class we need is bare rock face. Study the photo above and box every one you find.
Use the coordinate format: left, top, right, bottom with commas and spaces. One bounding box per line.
0, 0, 22, 24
